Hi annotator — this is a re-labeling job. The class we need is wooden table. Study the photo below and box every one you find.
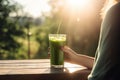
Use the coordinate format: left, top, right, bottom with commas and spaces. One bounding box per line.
0, 59, 91, 80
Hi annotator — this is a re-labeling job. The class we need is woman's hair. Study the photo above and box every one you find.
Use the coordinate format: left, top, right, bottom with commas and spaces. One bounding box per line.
101, 0, 117, 19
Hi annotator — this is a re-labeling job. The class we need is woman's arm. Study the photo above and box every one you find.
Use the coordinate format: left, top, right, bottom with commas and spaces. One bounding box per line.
61, 46, 94, 69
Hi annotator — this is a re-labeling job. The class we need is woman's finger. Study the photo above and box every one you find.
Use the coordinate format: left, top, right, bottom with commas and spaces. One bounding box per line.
61, 46, 76, 55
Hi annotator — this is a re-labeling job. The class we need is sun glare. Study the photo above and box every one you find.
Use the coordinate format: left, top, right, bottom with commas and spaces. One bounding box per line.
14, 0, 51, 18
65, 62, 87, 73
66, 0, 91, 9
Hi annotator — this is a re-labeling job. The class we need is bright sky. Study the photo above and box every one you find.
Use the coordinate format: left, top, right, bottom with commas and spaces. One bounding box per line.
13, 0, 95, 18
14, 0, 51, 18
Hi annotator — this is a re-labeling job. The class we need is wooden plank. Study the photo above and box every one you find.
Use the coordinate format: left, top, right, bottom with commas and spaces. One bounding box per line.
0, 62, 50, 68
0, 59, 49, 64
0, 69, 91, 80
0, 59, 91, 80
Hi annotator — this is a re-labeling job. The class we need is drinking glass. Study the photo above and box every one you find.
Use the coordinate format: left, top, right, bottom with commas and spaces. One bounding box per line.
49, 34, 66, 68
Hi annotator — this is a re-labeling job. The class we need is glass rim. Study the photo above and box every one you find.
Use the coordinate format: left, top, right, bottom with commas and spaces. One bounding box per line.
49, 34, 66, 40
49, 34, 66, 36
49, 34, 66, 35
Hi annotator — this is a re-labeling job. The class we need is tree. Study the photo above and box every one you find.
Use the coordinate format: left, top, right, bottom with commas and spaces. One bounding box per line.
0, 0, 25, 59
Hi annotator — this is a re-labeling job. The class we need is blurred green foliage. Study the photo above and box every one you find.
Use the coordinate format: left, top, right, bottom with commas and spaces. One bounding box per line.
0, 0, 104, 59
0, 0, 25, 59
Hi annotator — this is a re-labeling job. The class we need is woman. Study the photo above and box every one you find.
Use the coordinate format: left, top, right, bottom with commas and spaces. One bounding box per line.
61, 0, 120, 80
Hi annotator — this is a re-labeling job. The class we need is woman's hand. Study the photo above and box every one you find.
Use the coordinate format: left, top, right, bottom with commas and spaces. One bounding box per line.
48, 46, 77, 62
61, 46, 94, 69
61, 46, 78, 63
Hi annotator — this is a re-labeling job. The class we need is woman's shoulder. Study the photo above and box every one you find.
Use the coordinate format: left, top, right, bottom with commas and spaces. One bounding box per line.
108, 2, 120, 13
105, 2, 120, 22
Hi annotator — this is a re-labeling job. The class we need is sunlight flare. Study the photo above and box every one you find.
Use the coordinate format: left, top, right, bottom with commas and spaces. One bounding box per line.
66, 0, 92, 9
65, 62, 87, 73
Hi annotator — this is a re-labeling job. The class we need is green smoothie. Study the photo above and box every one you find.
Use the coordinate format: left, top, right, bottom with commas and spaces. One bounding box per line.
49, 34, 66, 68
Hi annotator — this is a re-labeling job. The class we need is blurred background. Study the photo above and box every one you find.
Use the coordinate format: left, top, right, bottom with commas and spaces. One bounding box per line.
0, 0, 105, 60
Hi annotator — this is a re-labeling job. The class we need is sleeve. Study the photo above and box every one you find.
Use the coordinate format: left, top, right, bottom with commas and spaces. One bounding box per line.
88, 3, 120, 80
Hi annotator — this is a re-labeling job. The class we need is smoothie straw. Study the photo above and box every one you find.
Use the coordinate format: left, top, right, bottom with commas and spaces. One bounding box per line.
56, 20, 62, 34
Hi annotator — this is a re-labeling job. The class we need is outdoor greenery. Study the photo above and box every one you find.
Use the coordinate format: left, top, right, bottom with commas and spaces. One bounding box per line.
0, 0, 104, 60
0, 0, 25, 59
